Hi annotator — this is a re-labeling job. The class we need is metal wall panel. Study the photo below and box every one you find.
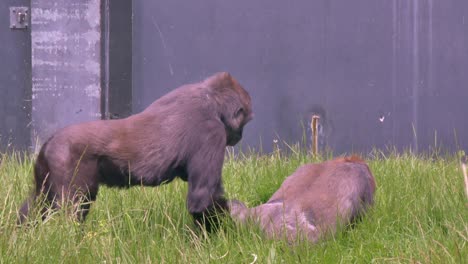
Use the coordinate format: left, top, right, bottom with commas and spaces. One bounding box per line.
102, 0, 132, 120
129, 0, 467, 154
0, 0, 32, 151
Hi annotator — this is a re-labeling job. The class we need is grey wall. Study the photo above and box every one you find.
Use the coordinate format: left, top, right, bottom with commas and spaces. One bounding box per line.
102, 0, 132, 120
31, 0, 102, 147
132, 0, 468, 154
2, 0, 466, 154
0, 0, 32, 151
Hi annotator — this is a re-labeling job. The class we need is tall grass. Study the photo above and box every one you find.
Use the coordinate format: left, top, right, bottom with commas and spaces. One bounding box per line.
0, 147, 466, 263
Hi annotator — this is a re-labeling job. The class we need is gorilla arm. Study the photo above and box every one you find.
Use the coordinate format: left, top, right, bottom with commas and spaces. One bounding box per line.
186, 122, 228, 231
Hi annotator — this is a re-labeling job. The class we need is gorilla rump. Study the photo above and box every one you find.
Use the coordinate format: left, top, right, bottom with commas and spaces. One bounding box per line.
229, 156, 376, 243
18, 72, 253, 230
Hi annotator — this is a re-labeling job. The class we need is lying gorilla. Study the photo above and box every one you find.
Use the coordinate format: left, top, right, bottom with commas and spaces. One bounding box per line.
229, 156, 376, 243
18, 72, 253, 231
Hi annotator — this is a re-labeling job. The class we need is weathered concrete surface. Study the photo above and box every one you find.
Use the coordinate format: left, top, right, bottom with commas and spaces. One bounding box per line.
31, 0, 101, 148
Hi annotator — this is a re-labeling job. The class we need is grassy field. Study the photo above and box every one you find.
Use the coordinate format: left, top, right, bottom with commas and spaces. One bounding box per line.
0, 147, 467, 263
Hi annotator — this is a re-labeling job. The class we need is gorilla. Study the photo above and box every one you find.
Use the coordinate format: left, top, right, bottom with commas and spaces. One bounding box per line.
18, 72, 253, 231
229, 156, 376, 242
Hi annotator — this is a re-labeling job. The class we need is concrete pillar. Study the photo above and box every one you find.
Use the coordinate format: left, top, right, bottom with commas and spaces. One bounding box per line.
31, 0, 101, 148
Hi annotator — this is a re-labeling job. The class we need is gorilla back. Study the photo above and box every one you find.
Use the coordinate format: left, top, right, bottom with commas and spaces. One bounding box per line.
18, 72, 253, 230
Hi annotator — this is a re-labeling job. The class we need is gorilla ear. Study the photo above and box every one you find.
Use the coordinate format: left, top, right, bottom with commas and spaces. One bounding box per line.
219, 104, 243, 132
234, 107, 244, 118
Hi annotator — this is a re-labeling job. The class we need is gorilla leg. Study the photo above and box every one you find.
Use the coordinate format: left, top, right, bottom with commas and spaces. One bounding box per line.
64, 160, 100, 222
17, 194, 36, 224
42, 159, 99, 223
73, 187, 98, 222
17, 188, 61, 224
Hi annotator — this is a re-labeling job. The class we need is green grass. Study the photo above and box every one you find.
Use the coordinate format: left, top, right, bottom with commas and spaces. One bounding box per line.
0, 147, 467, 263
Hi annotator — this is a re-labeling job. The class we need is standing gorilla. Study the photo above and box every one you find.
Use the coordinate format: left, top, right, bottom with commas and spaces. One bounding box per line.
18, 72, 253, 230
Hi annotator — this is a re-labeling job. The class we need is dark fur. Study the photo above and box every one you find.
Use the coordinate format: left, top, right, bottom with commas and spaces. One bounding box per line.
229, 156, 376, 243
18, 72, 253, 230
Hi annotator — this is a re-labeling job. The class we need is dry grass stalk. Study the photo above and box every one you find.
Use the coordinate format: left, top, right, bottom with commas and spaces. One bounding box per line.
461, 156, 468, 203
311, 115, 320, 156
